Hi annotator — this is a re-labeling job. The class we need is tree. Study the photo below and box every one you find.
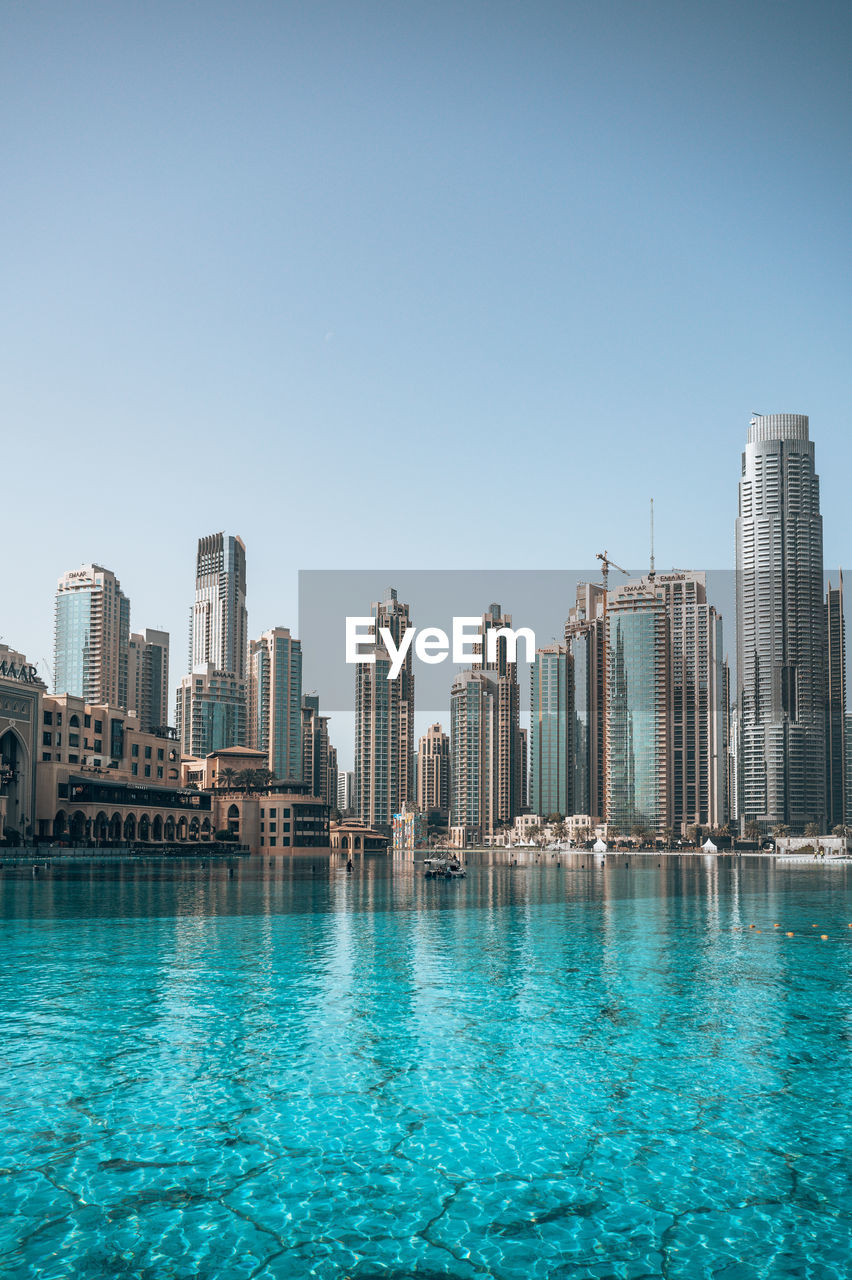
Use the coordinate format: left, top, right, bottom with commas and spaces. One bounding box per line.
220, 767, 236, 791
772, 824, 790, 839
804, 822, 820, 838
661, 827, 675, 849
685, 824, 699, 846
744, 819, 760, 842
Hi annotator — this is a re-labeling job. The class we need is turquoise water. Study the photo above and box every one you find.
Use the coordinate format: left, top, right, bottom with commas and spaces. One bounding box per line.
1, 853, 851, 1279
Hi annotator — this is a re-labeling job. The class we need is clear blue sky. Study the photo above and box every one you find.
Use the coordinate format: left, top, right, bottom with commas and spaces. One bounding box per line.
3, 2, 851, 724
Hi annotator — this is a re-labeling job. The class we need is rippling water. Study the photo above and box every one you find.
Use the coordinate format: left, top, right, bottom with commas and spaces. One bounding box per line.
1, 852, 850, 1279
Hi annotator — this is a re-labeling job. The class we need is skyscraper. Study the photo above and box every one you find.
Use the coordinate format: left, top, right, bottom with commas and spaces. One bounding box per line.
417, 723, 451, 818
127, 629, 170, 732
530, 646, 571, 817
301, 691, 338, 804
605, 582, 669, 834
354, 588, 414, 828
54, 565, 130, 708
449, 669, 496, 840
565, 583, 606, 820
825, 573, 846, 829
247, 628, 302, 781
480, 603, 522, 825
179, 533, 249, 755
736, 414, 827, 831
603, 572, 726, 836
190, 533, 248, 677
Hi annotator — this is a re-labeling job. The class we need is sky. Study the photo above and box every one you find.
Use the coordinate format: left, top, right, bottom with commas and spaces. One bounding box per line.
3, 1, 851, 764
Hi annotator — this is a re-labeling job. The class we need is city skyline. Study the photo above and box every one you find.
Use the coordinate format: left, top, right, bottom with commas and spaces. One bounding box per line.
4, 2, 851, 681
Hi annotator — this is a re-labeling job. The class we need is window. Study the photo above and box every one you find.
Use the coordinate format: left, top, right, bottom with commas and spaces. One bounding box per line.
157, 767, 163, 779
144, 765, 151, 778
42, 732, 52, 746
43, 711, 53, 726
157, 749, 164, 761
131, 763, 138, 776
94, 719, 102, 733
69, 733, 79, 747
144, 746, 152, 759
131, 744, 139, 757
68, 754, 78, 764
42, 752, 51, 762
94, 740, 102, 752
84, 714, 91, 728
269, 837, 277, 847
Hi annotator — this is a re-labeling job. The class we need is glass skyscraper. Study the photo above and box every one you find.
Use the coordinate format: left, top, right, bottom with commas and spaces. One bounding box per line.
54, 565, 130, 709
606, 587, 669, 834
530, 646, 571, 817
736, 414, 827, 831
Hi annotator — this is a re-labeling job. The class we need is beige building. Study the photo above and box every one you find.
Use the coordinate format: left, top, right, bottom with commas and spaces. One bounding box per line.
183, 747, 329, 853
417, 723, 450, 818
128, 629, 170, 732
0, 645, 47, 842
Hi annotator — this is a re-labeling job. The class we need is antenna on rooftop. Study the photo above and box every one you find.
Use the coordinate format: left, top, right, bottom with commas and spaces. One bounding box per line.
649, 498, 655, 580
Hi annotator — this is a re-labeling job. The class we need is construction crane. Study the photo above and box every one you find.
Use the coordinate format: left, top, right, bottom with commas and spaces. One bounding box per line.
595, 551, 630, 825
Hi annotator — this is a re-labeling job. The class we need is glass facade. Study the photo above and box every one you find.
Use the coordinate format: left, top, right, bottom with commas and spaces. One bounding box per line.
530, 648, 570, 817
607, 599, 667, 834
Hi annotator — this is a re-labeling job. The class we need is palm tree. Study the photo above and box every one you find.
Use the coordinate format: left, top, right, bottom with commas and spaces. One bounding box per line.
772, 824, 790, 839
804, 822, 820, 838
220, 767, 236, 791
744, 819, 760, 843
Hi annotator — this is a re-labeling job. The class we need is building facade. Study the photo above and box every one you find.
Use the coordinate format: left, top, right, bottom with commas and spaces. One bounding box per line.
127, 628, 170, 733
416, 722, 451, 818
0, 646, 46, 842
736, 414, 827, 831
530, 646, 572, 817
248, 628, 302, 781
176, 666, 248, 758
54, 565, 130, 709
825, 574, 846, 829
449, 669, 496, 842
606, 582, 670, 834
354, 588, 414, 828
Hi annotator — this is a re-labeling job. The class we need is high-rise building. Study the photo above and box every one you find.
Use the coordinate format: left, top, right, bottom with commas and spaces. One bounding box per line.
605, 582, 670, 834
736, 414, 827, 831
180, 533, 249, 755
190, 533, 248, 677
450, 669, 496, 841
417, 723, 450, 818
54, 565, 130, 708
530, 646, 572, 817
326, 743, 338, 813
480, 603, 522, 825
354, 588, 415, 828
301, 691, 338, 804
519, 727, 528, 811
825, 574, 846, 829
246, 628, 302, 781
337, 769, 355, 815
603, 572, 726, 836
175, 666, 247, 758
127, 629, 170, 732
565, 583, 606, 820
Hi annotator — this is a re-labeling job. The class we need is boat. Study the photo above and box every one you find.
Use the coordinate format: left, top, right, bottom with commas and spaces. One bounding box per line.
423, 855, 466, 879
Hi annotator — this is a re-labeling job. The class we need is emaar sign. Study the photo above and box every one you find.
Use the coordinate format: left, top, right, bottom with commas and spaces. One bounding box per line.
346, 616, 536, 679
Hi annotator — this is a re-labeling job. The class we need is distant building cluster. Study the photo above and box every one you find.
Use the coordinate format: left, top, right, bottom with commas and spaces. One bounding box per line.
1, 413, 849, 850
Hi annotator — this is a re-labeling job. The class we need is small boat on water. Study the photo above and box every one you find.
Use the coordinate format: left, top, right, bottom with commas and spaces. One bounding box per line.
423, 855, 466, 879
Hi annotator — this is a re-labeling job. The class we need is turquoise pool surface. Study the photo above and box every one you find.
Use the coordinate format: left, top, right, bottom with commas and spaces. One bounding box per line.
1, 852, 850, 1279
